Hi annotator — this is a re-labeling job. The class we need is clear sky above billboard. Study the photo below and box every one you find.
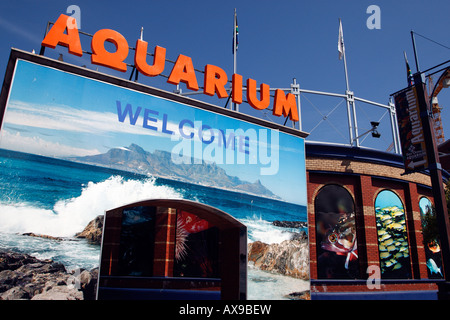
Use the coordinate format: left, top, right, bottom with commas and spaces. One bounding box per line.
0, 0, 449, 152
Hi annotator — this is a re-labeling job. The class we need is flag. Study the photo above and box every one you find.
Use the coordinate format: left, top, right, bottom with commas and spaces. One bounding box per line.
232, 10, 239, 53
338, 19, 345, 60
404, 51, 413, 86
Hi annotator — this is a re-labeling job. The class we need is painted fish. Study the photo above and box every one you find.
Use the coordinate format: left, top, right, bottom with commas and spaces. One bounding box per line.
394, 252, 403, 259
387, 245, 397, 252
379, 233, 391, 242
392, 263, 403, 270
427, 258, 443, 277
428, 241, 441, 254
392, 210, 404, 217
321, 230, 358, 270
380, 252, 391, 259
384, 259, 395, 268
387, 222, 405, 231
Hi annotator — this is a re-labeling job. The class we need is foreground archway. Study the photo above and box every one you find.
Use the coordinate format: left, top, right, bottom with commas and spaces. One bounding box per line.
97, 199, 247, 300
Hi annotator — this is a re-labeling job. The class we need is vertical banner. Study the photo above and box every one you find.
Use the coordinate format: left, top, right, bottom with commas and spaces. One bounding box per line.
393, 85, 429, 173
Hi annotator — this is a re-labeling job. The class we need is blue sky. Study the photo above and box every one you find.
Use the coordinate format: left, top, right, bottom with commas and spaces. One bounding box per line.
0, 1, 450, 153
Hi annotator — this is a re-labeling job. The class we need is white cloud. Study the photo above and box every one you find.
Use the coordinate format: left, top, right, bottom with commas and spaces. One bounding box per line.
0, 129, 100, 157
3, 100, 181, 139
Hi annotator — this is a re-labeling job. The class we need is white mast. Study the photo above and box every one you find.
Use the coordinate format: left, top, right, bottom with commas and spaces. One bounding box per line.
233, 8, 238, 111
339, 18, 359, 146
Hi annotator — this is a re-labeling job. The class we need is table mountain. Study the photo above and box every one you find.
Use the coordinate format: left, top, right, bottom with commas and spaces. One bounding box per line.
69, 143, 278, 199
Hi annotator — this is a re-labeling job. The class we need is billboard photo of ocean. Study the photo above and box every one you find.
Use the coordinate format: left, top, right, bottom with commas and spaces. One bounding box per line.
0, 149, 308, 299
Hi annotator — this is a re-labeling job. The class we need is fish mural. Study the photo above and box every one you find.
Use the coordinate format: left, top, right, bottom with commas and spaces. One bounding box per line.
320, 214, 358, 270
375, 191, 411, 279
426, 258, 443, 277
315, 184, 359, 279
419, 197, 444, 279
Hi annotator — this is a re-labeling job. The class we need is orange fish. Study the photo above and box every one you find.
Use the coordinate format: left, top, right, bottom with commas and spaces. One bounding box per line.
428, 241, 441, 254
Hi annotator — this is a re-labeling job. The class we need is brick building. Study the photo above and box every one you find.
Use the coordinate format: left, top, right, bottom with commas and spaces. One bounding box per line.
305, 142, 445, 299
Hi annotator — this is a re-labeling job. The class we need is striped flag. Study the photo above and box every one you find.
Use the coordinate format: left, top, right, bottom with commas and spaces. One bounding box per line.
404, 51, 413, 86
338, 19, 345, 60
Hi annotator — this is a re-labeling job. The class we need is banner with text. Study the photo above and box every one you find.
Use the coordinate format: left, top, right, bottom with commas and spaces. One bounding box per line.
393, 85, 429, 173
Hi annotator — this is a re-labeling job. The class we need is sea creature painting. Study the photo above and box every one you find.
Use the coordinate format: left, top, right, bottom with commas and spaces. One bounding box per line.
321, 214, 358, 270
427, 258, 443, 277
428, 241, 441, 254
315, 185, 360, 278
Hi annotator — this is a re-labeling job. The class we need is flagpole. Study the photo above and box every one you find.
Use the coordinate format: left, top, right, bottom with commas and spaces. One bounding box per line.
233, 8, 238, 111
341, 24, 350, 92
339, 19, 357, 146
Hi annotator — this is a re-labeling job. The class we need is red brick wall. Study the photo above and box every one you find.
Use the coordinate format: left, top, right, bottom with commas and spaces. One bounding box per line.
153, 207, 176, 277
306, 156, 437, 292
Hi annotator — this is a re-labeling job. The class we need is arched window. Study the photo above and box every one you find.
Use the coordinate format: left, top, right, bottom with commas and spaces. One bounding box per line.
419, 197, 443, 279
315, 184, 359, 279
374, 190, 411, 279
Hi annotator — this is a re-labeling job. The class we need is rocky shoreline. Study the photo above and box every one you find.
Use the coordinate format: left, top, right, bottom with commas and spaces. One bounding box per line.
0, 250, 98, 300
1, 216, 309, 300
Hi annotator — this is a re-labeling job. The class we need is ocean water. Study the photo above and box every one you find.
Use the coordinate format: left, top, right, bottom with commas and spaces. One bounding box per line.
0, 149, 308, 299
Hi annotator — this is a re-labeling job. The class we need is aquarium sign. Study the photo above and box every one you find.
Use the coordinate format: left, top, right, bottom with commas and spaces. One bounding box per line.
393, 85, 428, 173
41, 14, 299, 123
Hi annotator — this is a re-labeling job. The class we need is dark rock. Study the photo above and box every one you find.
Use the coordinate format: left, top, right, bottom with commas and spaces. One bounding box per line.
247, 241, 269, 262
0, 250, 97, 300
75, 215, 104, 244
285, 290, 311, 300
79, 268, 98, 300
272, 220, 307, 229
1, 286, 30, 300
0, 250, 43, 272
291, 231, 308, 241
248, 239, 309, 280
22, 233, 63, 241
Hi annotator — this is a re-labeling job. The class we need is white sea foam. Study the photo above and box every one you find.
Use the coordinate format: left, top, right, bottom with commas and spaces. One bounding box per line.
0, 176, 182, 237
240, 215, 295, 244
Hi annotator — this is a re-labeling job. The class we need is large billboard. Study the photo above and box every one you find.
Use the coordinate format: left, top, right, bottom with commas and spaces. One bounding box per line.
0, 49, 309, 300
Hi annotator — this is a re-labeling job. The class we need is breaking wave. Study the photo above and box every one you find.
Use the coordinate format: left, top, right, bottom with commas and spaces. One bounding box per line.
0, 176, 183, 237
